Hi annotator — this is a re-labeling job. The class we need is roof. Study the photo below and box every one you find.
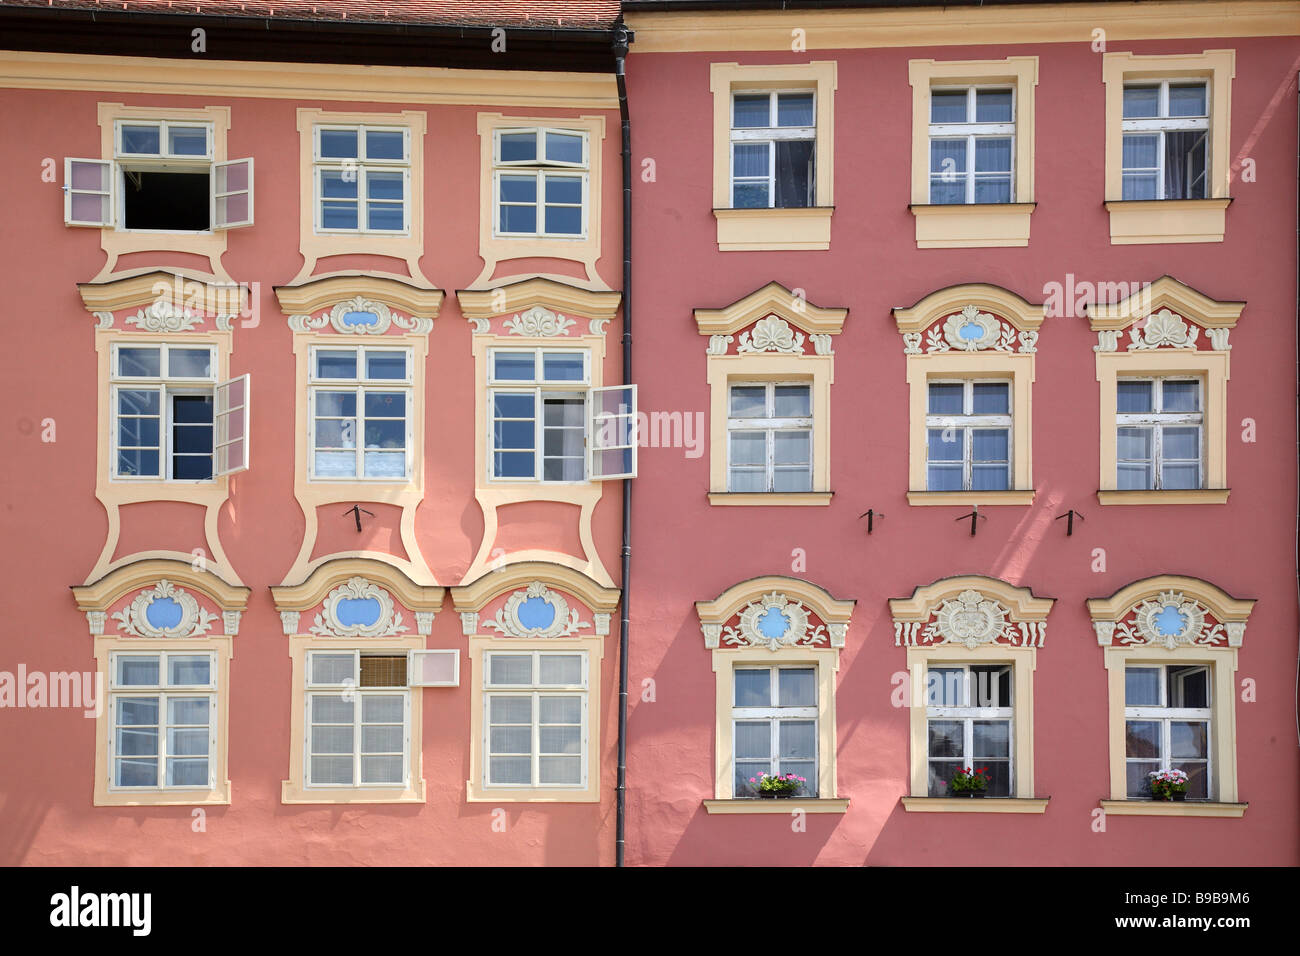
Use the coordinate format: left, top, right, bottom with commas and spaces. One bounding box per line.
0, 0, 623, 30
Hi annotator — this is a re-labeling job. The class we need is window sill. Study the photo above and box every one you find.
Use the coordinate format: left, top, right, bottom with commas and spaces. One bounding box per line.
1100, 800, 1247, 818
909, 202, 1035, 249
704, 798, 849, 815
907, 490, 1035, 507
901, 797, 1049, 814
713, 207, 832, 251
281, 780, 426, 804
1097, 489, 1230, 506
1104, 198, 1231, 245
708, 491, 833, 506
466, 781, 599, 803
95, 788, 231, 808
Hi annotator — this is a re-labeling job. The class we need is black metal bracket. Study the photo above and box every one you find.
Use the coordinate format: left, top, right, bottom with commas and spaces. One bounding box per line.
955, 507, 986, 537
343, 504, 375, 532
858, 509, 884, 534
1055, 509, 1086, 536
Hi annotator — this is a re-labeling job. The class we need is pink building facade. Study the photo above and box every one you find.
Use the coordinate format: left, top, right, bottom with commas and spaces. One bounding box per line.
0, 0, 1297, 869
622, 1, 1300, 865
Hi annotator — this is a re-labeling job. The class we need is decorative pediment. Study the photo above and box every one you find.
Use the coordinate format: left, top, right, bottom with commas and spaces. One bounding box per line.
271, 558, 446, 637
1088, 278, 1243, 353
72, 559, 250, 639
694, 283, 847, 356
274, 274, 443, 336
1088, 576, 1255, 651
456, 277, 622, 336
696, 576, 854, 653
79, 269, 244, 332
451, 561, 621, 639
890, 576, 1053, 649
893, 284, 1044, 357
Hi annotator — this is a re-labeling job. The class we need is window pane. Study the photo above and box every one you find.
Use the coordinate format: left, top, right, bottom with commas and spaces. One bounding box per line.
973, 175, 1012, 204
729, 386, 767, 418
737, 761, 771, 795
972, 463, 1010, 491
489, 654, 533, 686
734, 669, 771, 707
540, 756, 581, 786
310, 695, 354, 723
314, 392, 356, 420
928, 382, 964, 415
772, 466, 811, 493
981, 760, 1012, 797
732, 181, 770, 209
1168, 83, 1208, 117
778, 667, 816, 707
490, 696, 531, 724
971, 382, 1009, 415
118, 347, 161, 377
319, 128, 358, 158
167, 656, 210, 686
1162, 462, 1200, 490
490, 756, 532, 785
494, 452, 534, 479
542, 352, 585, 382
539, 696, 581, 724
168, 126, 208, 156
971, 665, 1012, 707
316, 350, 357, 379
499, 131, 537, 162
732, 94, 770, 128
929, 760, 961, 797
1168, 665, 1210, 708
363, 390, 405, 421
117, 449, 160, 478
971, 429, 1008, 462
359, 656, 406, 688
1170, 720, 1208, 759
1122, 133, 1159, 171
773, 431, 810, 465
1161, 380, 1200, 412
779, 720, 816, 760
729, 468, 766, 493
1182, 762, 1210, 799
173, 394, 213, 425
974, 138, 1012, 173
926, 667, 964, 707
928, 463, 963, 491
117, 416, 160, 449
734, 720, 771, 760
930, 138, 966, 175
776, 92, 814, 127
930, 89, 967, 124
773, 385, 811, 418
544, 176, 583, 206
1125, 719, 1161, 758
1127, 759, 1161, 798
1125, 667, 1162, 706
311, 725, 353, 754
732, 142, 769, 179
773, 140, 814, 209
1165, 131, 1208, 199
975, 89, 1013, 123
545, 132, 584, 164
1162, 426, 1199, 461
539, 654, 583, 685
121, 124, 161, 154
366, 171, 403, 201
311, 756, 353, 785
493, 352, 536, 382
539, 726, 581, 755
1118, 462, 1154, 490
1117, 426, 1153, 461
544, 205, 582, 235
1123, 85, 1160, 118
1117, 380, 1154, 413
310, 653, 355, 685
1122, 171, 1159, 201
500, 202, 537, 234
367, 202, 404, 232
972, 720, 1009, 758
494, 420, 534, 451
321, 201, 359, 230
361, 756, 403, 785
366, 129, 405, 160
361, 351, 405, 381
928, 428, 963, 462
116, 758, 158, 787
729, 431, 765, 467
167, 758, 209, 787
116, 696, 158, 727
927, 720, 963, 758
117, 656, 160, 686
167, 348, 211, 379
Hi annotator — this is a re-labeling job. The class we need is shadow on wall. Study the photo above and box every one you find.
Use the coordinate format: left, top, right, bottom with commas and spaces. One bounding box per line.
0, 791, 51, 866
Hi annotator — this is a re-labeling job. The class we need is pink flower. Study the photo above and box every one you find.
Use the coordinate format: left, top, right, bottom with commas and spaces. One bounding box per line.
749, 777, 756, 783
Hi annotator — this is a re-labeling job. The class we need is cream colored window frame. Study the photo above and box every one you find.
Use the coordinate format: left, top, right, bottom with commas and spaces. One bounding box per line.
492, 127, 590, 240
725, 380, 814, 494
312, 123, 411, 237
709, 62, 836, 251
1102, 50, 1235, 245
907, 58, 1037, 249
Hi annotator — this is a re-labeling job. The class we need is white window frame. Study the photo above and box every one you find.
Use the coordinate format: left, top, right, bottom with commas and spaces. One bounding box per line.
924, 663, 1015, 797
728, 89, 817, 210
925, 378, 1013, 492
731, 663, 819, 798
107, 650, 217, 792
487, 347, 592, 484
1116, 375, 1204, 491
1123, 662, 1213, 800
927, 85, 1016, 204
725, 381, 814, 493
482, 649, 590, 790
492, 127, 591, 240
307, 344, 414, 483
303, 649, 412, 790
1120, 79, 1211, 200
109, 343, 219, 483
312, 124, 411, 236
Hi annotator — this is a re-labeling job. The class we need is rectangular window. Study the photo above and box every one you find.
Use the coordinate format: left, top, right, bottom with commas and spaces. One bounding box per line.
494, 128, 589, 238
926, 380, 1011, 491
483, 650, 588, 789
928, 87, 1015, 204
1121, 81, 1209, 200
1124, 663, 1211, 799
489, 348, 589, 482
110, 344, 218, 481
109, 651, 216, 790
314, 125, 410, 234
1116, 377, 1203, 490
925, 663, 1013, 797
305, 650, 409, 788
309, 345, 412, 481
727, 382, 812, 493
730, 91, 815, 209
732, 664, 818, 797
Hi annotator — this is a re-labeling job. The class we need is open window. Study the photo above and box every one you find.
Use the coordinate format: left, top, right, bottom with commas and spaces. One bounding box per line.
213, 373, 251, 477
64, 120, 253, 232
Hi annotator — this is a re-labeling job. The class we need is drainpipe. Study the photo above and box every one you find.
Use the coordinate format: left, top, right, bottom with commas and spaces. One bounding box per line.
613, 22, 635, 869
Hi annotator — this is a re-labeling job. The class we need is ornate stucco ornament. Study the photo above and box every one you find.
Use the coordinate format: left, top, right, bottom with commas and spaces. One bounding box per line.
736, 315, 806, 354
706, 334, 734, 355
1106, 590, 1233, 650
288, 296, 431, 335
504, 306, 575, 337
113, 580, 219, 638
1127, 309, 1199, 350
914, 305, 1032, 355
309, 576, 408, 638
481, 581, 591, 638
925, 589, 1017, 648
125, 300, 204, 333
717, 592, 831, 651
